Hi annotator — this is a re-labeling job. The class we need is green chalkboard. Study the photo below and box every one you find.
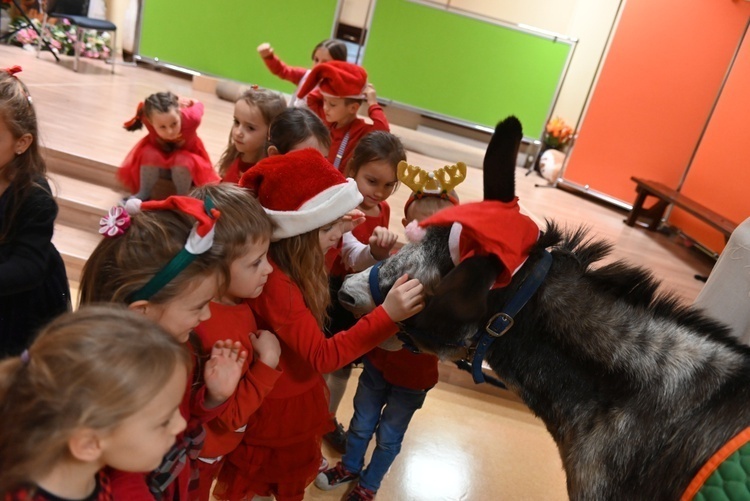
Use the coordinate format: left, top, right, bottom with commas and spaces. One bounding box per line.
363, 0, 573, 138
138, 0, 339, 94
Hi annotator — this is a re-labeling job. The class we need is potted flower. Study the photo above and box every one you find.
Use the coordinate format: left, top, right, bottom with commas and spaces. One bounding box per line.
534, 117, 575, 180
543, 116, 574, 151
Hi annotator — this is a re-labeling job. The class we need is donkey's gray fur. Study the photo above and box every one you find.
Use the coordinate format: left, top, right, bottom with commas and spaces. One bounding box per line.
340, 223, 750, 500
339, 115, 750, 500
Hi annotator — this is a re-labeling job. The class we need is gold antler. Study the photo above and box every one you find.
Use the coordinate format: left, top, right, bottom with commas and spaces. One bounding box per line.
433, 162, 467, 193
397, 161, 429, 193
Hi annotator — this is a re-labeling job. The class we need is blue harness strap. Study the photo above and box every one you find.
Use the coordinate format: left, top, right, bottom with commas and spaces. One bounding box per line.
369, 261, 385, 306
470, 250, 553, 384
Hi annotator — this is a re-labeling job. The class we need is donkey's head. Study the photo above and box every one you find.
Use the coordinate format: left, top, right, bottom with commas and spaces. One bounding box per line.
339, 116, 539, 358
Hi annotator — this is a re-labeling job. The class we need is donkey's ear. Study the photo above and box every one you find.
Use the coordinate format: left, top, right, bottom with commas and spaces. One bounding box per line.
483, 116, 522, 203
416, 255, 503, 327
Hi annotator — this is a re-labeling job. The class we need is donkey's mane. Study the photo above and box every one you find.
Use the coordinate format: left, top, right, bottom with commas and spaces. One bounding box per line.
539, 221, 732, 340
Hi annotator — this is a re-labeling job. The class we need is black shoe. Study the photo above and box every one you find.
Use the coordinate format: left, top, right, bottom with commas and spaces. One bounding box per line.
323, 419, 347, 454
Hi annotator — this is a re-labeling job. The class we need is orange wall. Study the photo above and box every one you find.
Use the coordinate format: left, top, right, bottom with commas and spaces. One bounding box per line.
563, 0, 750, 210
672, 29, 750, 251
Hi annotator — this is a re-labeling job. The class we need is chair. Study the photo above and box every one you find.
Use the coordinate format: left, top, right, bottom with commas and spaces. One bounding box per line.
693, 217, 750, 345
38, 0, 116, 73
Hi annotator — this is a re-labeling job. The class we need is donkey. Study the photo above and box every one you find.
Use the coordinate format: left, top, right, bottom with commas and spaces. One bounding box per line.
338, 117, 750, 500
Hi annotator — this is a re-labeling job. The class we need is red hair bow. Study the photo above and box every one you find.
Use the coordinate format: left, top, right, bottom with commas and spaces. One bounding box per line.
3, 66, 22, 76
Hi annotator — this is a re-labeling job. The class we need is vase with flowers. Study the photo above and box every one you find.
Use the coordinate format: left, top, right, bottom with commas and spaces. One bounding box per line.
534, 116, 575, 178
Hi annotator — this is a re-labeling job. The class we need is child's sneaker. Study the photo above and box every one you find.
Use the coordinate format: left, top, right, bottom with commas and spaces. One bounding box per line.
346, 483, 376, 501
314, 461, 358, 491
323, 418, 347, 453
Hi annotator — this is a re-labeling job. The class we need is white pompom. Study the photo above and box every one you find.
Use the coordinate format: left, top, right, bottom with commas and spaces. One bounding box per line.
404, 220, 427, 243
124, 197, 143, 215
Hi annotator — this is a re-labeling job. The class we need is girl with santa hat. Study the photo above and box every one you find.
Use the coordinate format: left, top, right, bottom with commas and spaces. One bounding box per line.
212, 148, 424, 501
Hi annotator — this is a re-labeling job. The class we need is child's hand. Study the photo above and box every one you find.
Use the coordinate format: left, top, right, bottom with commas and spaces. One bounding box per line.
340, 209, 366, 233
250, 330, 281, 369
257, 43, 273, 58
369, 227, 398, 261
364, 83, 378, 106
177, 96, 194, 108
203, 340, 247, 408
382, 274, 424, 322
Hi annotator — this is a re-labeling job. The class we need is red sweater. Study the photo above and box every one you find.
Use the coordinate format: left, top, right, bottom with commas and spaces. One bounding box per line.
221, 157, 255, 184
327, 105, 390, 172
248, 260, 398, 402
367, 348, 439, 390
261, 53, 308, 85
194, 301, 282, 458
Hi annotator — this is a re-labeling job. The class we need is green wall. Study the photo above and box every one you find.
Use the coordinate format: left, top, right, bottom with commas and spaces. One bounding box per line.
138, 0, 572, 138
363, 0, 572, 137
138, 0, 339, 93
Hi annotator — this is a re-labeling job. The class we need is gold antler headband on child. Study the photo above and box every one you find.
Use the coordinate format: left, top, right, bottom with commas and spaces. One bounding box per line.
398, 160, 467, 215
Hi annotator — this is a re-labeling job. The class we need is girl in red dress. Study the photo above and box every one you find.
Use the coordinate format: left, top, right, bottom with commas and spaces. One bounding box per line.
118, 92, 219, 200
0, 306, 191, 501
216, 88, 286, 184
212, 148, 424, 501
79, 197, 246, 500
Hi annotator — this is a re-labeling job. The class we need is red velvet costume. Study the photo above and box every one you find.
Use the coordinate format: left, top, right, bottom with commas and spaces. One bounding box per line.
193, 301, 282, 501
109, 346, 228, 501
328, 201, 390, 277
221, 158, 256, 184
213, 259, 399, 501
117, 101, 219, 193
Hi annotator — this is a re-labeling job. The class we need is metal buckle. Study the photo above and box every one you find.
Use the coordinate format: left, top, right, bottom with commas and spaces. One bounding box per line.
485, 312, 513, 337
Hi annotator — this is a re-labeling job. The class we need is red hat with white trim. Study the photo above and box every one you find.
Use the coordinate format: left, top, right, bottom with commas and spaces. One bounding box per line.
297, 61, 367, 100
240, 148, 363, 240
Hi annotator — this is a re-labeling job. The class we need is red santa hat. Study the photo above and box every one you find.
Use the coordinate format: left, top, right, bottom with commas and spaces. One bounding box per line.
297, 61, 367, 100
419, 199, 540, 289
240, 148, 363, 240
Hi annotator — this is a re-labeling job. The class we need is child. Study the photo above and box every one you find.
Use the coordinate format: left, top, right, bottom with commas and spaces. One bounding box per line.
119, 91, 219, 200
0, 65, 70, 357
316, 161, 466, 501
190, 183, 283, 501
267, 107, 331, 158
296, 61, 390, 172
0, 305, 191, 500
323, 131, 405, 453
217, 87, 287, 183
79, 196, 245, 500
212, 148, 424, 501
257, 39, 348, 108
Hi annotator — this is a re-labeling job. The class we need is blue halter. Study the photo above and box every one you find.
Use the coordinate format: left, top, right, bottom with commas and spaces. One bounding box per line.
366, 250, 553, 386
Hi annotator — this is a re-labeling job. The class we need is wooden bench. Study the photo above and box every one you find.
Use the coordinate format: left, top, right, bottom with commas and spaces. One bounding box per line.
625, 177, 737, 242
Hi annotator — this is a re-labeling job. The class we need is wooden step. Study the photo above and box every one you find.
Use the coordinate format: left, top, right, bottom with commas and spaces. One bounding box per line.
43, 146, 121, 190
50, 173, 123, 232
52, 224, 102, 283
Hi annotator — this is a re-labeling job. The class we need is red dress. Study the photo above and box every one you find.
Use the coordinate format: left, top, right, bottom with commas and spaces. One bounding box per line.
117, 101, 219, 193
221, 158, 256, 184
109, 344, 228, 501
193, 301, 282, 501
213, 259, 399, 501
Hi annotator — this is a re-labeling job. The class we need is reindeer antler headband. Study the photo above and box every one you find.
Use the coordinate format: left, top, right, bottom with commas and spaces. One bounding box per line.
398, 160, 466, 215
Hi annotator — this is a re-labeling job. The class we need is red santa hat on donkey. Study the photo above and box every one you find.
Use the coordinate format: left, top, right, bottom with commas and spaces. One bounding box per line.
297, 60, 368, 100
239, 148, 363, 240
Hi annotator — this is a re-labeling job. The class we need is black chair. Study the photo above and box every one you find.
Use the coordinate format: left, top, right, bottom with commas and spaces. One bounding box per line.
37, 0, 116, 73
